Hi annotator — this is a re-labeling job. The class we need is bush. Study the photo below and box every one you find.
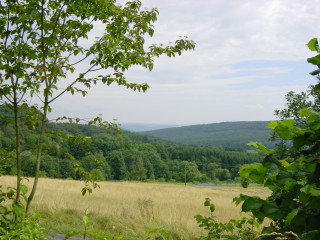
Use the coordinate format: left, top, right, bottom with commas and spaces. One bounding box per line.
212, 179, 221, 185
38, 170, 47, 178
195, 198, 260, 240
168, 179, 176, 183
0, 184, 50, 239
233, 39, 320, 239
240, 177, 250, 188
90, 169, 105, 181
157, 178, 166, 183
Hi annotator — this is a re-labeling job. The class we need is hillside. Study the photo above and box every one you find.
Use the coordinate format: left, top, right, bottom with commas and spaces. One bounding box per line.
120, 122, 180, 132
139, 121, 274, 149
0, 105, 263, 182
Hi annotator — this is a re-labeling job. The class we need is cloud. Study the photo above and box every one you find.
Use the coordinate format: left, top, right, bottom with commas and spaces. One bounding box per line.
46, 0, 320, 125
245, 104, 265, 110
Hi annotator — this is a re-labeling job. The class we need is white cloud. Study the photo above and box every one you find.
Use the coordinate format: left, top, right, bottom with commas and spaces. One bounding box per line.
47, 0, 320, 125
245, 104, 265, 110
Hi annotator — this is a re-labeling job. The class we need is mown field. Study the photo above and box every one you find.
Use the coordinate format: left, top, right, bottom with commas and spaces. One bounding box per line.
1, 176, 270, 239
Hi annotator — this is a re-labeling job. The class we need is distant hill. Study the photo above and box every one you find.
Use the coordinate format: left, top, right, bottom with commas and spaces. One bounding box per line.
120, 122, 180, 132
0, 104, 263, 182
139, 121, 274, 149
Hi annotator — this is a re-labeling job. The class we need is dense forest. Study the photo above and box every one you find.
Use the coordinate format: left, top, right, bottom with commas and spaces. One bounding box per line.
139, 121, 274, 148
0, 105, 263, 182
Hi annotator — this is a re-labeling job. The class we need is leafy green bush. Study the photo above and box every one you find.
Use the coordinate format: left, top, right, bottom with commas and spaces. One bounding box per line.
240, 177, 250, 188
0, 184, 50, 239
195, 198, 260, 240
157, 178, 166, 182
234, 38, 320, 240
236, 110, 320, 239
90, 169, 105, 181
168, 179, 177, 183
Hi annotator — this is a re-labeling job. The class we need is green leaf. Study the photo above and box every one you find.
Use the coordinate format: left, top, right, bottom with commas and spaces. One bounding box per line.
313, 84, 320, 93
81, 188, 87, 196
307, 54, 320, 65
83, 215, 90, 225
267, 121, 278, 129
210, 204, 215, 213
284, 181, 298, 191
276, 128, 295, 139
233, 194, 248, 206
298, 108, 310, 118
309, 186, 320, 196
305, 163, 318, 174
247, 142, 273, 155
63, 230, 82, 240
20, 184, 28, 195
307, 38, 319, 51
242, 197, 263, 212
306, 112, 320, 130
301, 230, 319, 240
12, 202, 24, 217
301, 184, 320, 196
280, 160, 290, 167
204, 198, 211, 206
285, 209, 298, 225
148, 28, 154, 37
260, 202, 279, 215
239, 163, 267, 184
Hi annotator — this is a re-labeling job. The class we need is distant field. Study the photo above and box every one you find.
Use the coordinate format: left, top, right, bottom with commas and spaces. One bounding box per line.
1, 176, 270, 239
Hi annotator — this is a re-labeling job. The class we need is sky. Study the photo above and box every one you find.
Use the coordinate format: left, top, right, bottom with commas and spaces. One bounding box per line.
49, 0, 320, 126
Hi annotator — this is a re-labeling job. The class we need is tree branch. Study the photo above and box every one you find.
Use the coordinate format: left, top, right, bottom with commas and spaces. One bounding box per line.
48, 64, 96, 104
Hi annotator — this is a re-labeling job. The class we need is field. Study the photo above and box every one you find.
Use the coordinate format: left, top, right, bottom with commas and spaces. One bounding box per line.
1, 176, 270, 239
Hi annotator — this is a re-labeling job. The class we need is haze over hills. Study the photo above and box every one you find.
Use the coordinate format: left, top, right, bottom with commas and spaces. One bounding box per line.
138, 121, 274, 149
120, 122, 181, 132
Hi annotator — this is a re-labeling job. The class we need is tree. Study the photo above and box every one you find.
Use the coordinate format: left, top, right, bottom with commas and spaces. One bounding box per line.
108, 150, 127, 180
215, 168, 231, 181
129, 157, 147, 180
205, 162, 218, 180
236, 38, 320, 239
0, 0, 195, 214
180, 161, 202, 182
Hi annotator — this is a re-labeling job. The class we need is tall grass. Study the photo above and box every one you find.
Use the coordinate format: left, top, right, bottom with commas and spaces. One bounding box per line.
1, 176, 269, 239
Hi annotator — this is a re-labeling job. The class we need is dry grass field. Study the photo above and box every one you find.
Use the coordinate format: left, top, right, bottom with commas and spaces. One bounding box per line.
1, 176, 270, 239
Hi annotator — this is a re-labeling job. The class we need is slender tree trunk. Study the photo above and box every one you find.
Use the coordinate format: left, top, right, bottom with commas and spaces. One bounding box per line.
13, 87, 22, 206
25, 0, 48, 213
25, 99, 48, 213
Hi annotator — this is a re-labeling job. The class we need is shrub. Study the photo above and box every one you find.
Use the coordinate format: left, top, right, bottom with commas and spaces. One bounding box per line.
195, 198, 260, 240
240, 177, 250, 188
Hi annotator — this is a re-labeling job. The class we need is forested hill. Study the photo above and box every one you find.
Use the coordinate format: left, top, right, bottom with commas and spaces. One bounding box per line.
0, 105, 263, 182
139, 121, 273, 149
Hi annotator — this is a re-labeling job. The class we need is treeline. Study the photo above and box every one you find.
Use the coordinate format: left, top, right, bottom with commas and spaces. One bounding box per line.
0, 106, 263, 182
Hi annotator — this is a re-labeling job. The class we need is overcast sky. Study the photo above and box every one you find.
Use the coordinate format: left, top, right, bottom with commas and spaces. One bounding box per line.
49, 0, 320, 126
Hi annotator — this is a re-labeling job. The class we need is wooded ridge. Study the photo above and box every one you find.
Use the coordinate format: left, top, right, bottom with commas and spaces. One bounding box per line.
139, 121, 273, 149
0, 105, 263, 182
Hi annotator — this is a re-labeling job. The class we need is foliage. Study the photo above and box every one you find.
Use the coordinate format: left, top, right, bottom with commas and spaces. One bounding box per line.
64, 210, 123, 240
194, 198, 260, 240
0, 0, 195, 215
235, 38, 320, 240
0, 184, 50, 239
146, 228, 182, 240
0, 107, 263, 182
240, 177, 250, 188
274, 91, 320, 121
